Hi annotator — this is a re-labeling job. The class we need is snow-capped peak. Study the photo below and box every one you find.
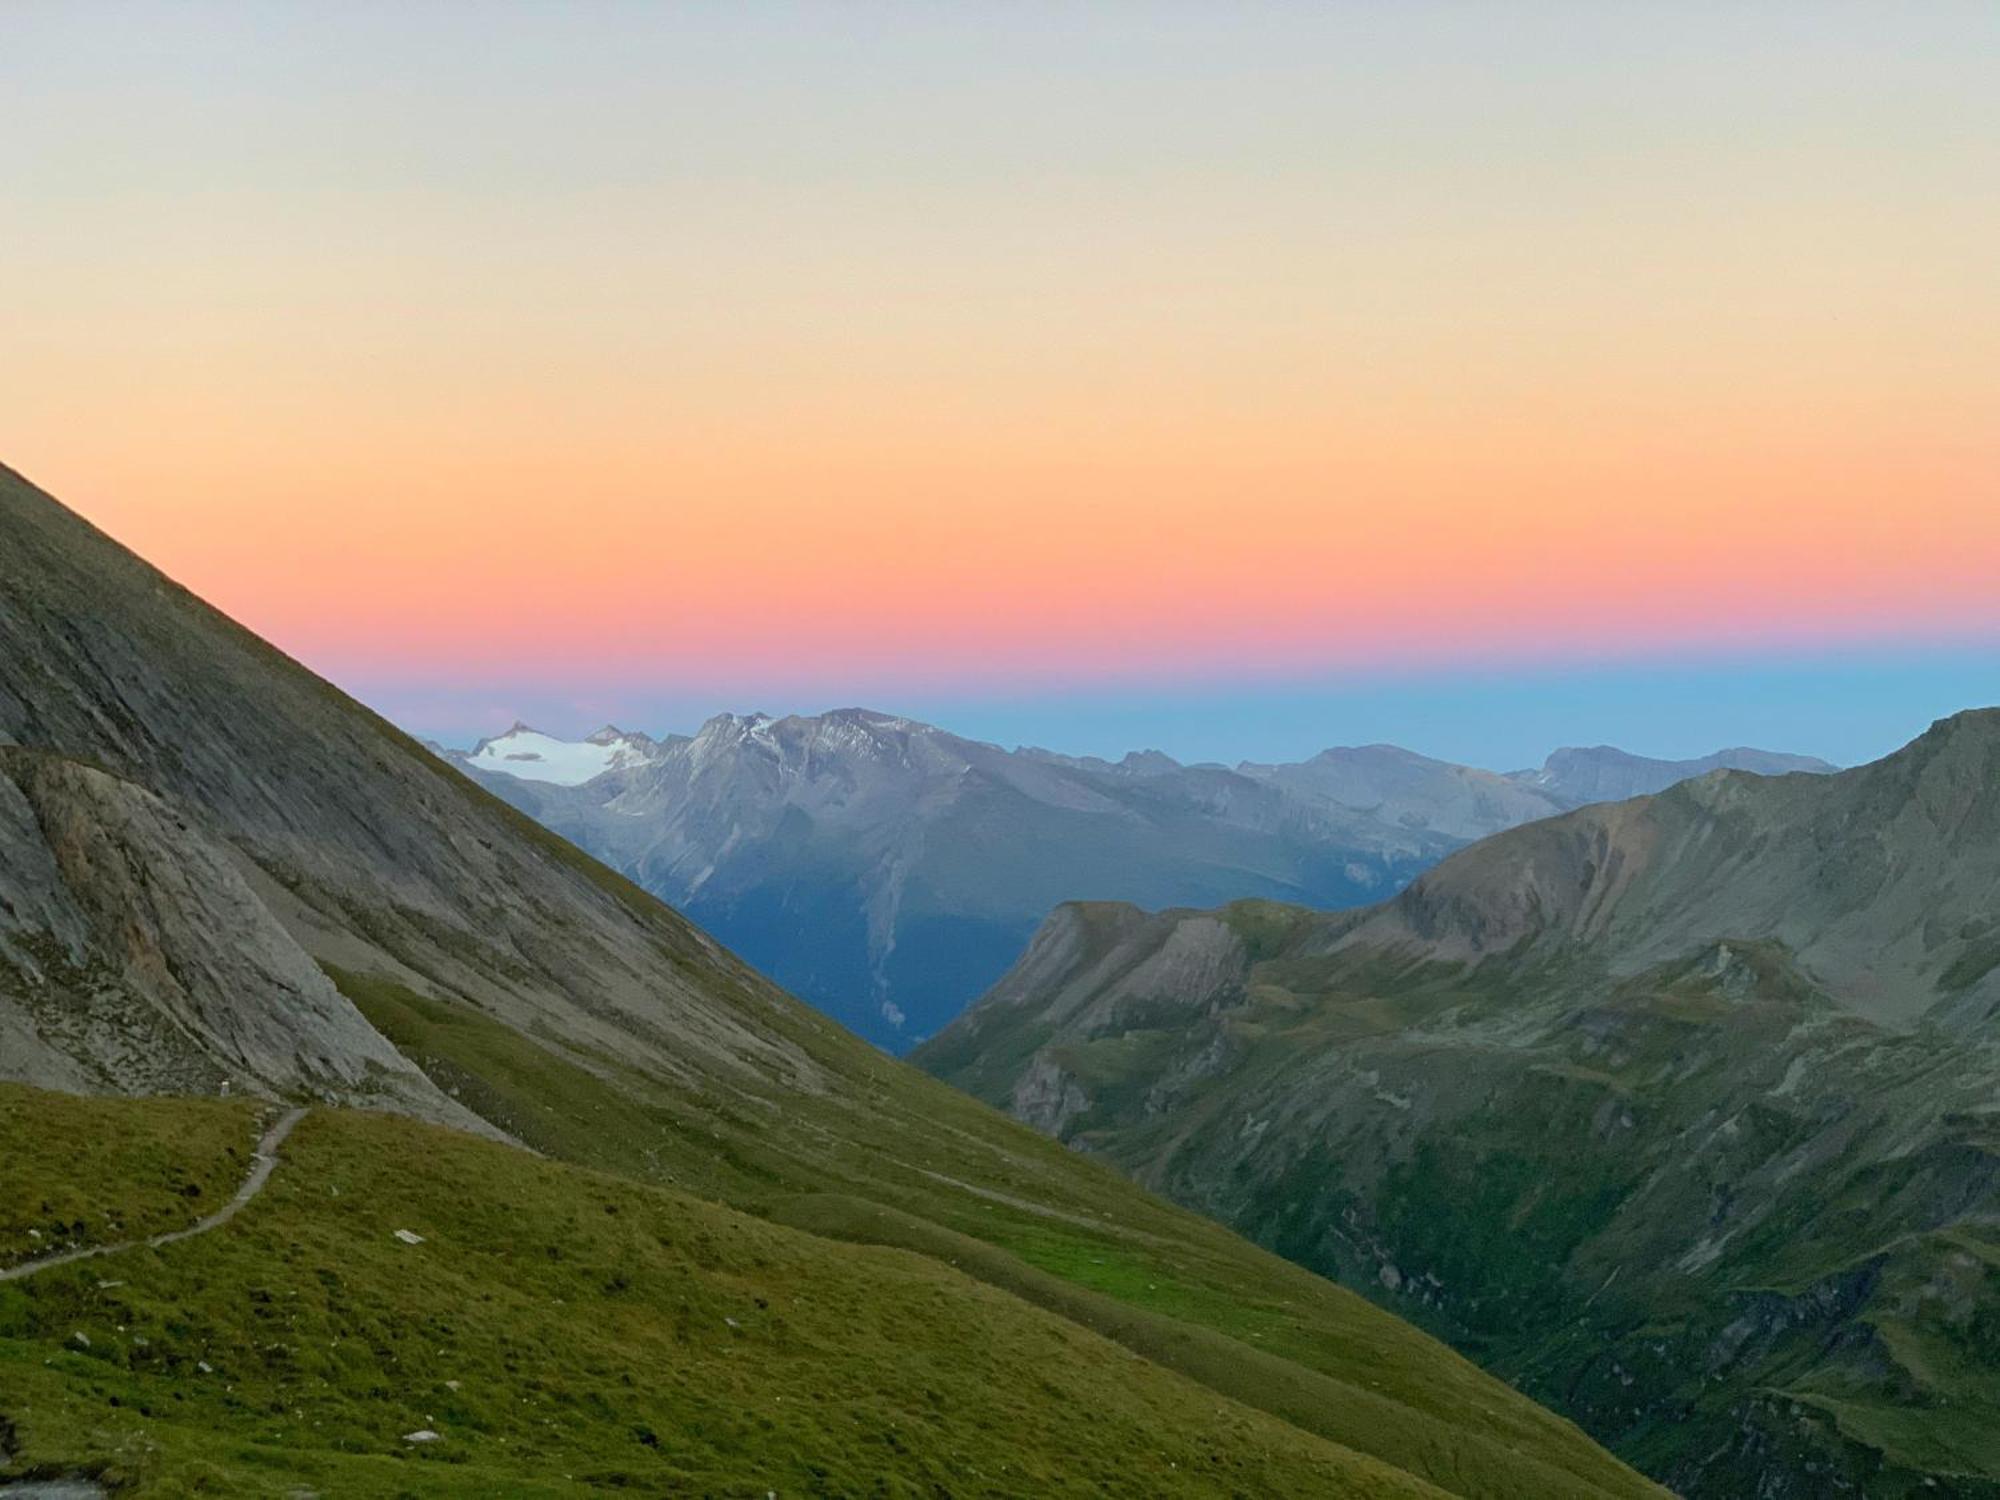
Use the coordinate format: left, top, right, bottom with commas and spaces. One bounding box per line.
463, 724, 662, 787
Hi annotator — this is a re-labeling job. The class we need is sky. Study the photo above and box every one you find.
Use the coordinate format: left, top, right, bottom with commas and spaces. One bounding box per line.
3, 3, 1995, 770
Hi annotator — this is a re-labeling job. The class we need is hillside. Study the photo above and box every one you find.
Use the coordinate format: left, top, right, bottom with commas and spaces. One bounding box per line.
0, 461, 1655, 1495
0, 1085, 1476, 1496
920, 717, 2000, 1497
447, 715, 1826, 1050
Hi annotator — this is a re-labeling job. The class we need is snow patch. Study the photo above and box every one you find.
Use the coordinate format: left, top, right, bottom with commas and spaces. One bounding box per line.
463, 725, 660, 787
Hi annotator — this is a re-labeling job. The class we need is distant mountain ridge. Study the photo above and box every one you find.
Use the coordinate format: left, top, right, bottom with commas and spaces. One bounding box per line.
446, 707, 1455, 1045
1508, 743, 1834, 806
443, 714, 1831, 1048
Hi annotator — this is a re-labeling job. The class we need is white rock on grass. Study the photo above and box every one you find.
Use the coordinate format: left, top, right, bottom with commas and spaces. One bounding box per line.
393, 1229, 425, 1245
403, 1429, 442, 1443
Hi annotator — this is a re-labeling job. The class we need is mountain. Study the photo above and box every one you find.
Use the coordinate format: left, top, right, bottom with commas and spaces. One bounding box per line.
1238, 744, 1566, 842
0, 461, 1656, 1496
445, 711, 1465, 1048
446, 717, 1828, 1050
919, 714, 2000, 1497
0, 465, 830, 1113
1509, 743, 1836, 807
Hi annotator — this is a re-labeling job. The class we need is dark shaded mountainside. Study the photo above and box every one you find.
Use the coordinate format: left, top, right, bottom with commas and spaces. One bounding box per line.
922, 713, 2000, 1498
0, 460, 1658, 1495
449, 711, 1828, 1051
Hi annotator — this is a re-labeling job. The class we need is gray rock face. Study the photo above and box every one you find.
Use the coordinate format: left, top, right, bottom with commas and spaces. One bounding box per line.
0, 750, 445, 1112
0, 460, 839, 1111
919, 711, 2000, 1496
449, 714, 1828, 1051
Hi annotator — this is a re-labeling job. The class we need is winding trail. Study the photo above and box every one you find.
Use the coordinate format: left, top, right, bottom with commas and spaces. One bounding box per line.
0, 1106, 307, 1284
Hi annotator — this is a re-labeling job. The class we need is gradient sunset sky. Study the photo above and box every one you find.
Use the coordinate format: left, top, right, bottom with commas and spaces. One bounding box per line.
4, 3, 1995, 767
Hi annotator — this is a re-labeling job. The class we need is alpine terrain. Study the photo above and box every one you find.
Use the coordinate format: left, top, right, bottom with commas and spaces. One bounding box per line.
921, 717, 2000, 1497
446, 719, 1827, 1049
0, 458, 1659, 1496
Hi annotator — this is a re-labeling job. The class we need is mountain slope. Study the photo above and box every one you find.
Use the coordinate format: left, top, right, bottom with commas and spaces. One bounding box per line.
0, 747, 451, 1112
0, 465, 827, 1102
0, 1085, 1464, 1497
920, 717, 2000, 1497
0, 461, 1655, 1497
449, 714, 1828, 1050
1346, 715, 1998, 1026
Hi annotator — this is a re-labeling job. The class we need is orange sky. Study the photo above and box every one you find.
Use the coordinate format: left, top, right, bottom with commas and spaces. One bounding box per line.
2, 4, 1995, 700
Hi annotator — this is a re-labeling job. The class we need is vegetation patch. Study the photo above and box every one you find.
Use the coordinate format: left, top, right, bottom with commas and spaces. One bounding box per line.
0, 1090, 256, 1269
0, 1090, 1455, 1498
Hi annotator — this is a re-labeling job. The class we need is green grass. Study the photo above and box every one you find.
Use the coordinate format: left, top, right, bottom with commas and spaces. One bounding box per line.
0, 1090, 259, 1268
324, 964, 787, 1204
0, 944, 1663, 1495
330, 969, 1660, 1498
0, 1090, 1454, 1498
776, 1196, 1642, 1500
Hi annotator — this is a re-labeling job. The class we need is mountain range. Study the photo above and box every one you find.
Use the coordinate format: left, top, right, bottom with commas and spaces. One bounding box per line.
0, 460, 1659, 1495
443, 716, 1830, 1048
920, 711, 2000, 1496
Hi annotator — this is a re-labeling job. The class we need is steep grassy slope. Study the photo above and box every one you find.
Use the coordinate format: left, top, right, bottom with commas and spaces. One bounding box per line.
919, 717, 2000, 1497
0, 460, 1657, 1495
0, 1087, 1453, 1497
329, 970, 1651, 1499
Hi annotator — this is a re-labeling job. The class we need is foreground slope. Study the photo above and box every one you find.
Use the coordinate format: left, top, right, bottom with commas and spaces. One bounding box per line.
0, 463, 1654, 1496
921, 715, 2000, 1497
0, 1086, 1455, 1497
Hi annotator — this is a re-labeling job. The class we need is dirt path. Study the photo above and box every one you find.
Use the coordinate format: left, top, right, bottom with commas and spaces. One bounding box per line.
0, 1106, 307, 1284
